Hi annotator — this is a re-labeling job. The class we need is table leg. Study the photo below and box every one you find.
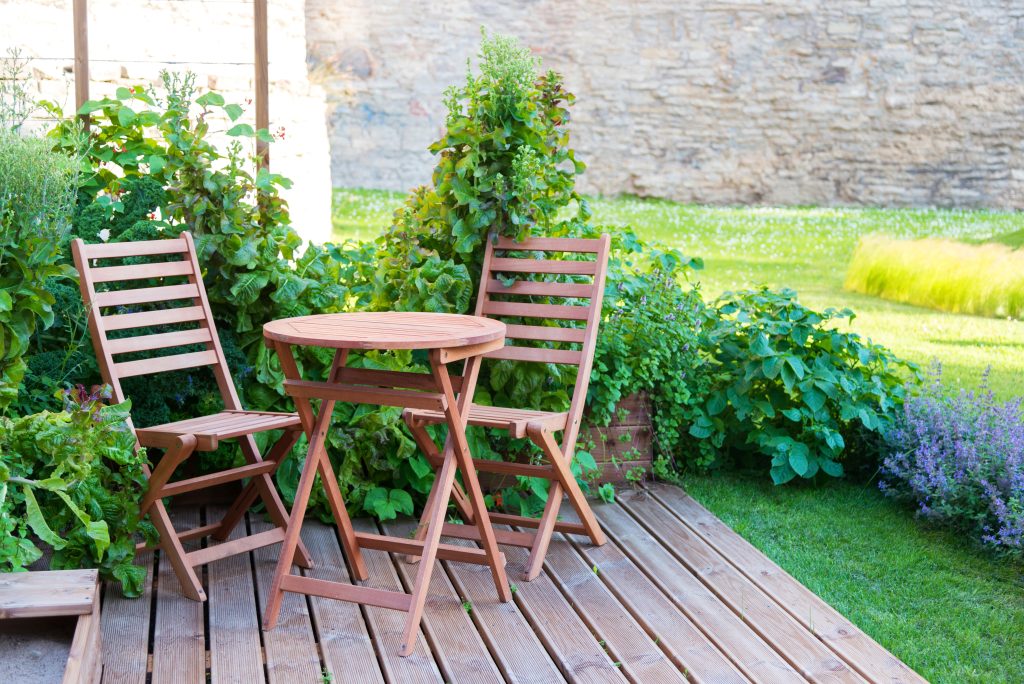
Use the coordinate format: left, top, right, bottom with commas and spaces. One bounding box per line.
264, 346, 368, 627
430, 353, 511, 604
399, 442, 459, 656
262, 392, 334, 629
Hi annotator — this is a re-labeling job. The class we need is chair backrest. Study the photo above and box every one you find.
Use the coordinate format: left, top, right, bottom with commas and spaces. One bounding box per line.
474, 232, 611, 457
71, 231, 242, 427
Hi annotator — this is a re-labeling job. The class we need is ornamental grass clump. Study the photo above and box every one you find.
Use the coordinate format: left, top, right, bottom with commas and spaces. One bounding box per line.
880, 364, 1024, 554
845, 234, 1024, 319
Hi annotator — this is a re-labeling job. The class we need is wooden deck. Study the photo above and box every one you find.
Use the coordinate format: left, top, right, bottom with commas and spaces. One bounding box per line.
95, 484, 925, 684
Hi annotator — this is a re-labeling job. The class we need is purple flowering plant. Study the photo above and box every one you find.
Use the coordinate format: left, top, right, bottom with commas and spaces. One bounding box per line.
881, 363, 1024, 554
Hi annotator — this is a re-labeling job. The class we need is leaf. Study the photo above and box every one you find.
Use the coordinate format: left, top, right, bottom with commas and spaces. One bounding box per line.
227, 123, 255, 137
115, 86, 132, 100
196, 92, 226, 107
789, 449, 810, 477
750, 333, 774, 357
820, 459, 844, 477
116, 106, 137, 127
707, 392, 727, 416
803, 388, 826, 413
229, 271, 269, 304
389, 489, 414, 516
23, 486, 67, 550
770, 464, 796, 485
224, 103, 244, 121
148, 155, 166, 174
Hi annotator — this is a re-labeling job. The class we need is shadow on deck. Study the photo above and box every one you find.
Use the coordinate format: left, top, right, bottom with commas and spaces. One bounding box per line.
97, 484, 925, 683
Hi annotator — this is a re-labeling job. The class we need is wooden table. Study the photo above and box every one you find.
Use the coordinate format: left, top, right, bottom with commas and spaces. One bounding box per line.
261, 312, 512, 656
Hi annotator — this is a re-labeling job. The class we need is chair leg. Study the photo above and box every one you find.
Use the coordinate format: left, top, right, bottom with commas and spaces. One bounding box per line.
148, 496, 206, 601
524, 480, 563, 581
520, 425, 607, 581
226, 432, 314, 569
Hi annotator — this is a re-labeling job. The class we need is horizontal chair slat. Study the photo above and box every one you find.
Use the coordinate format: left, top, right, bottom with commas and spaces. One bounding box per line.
489, 257, 597, 275
284, 379, 445, 411
90, 260, 193, 283
114, 350, 219, 378
482, 300, 591, 321
106, 328, 213, 355
101, 305, 207, 331
156, 461, 278, 499
485, 345, 583, 365
94, 283, 200, 308
80, 238, 188, 259
493, 236, 604, 253
504, 323, 586, 344
485, 279, 593, 298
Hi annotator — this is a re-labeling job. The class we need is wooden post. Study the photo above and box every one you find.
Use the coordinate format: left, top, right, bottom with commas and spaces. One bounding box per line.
254, 0, 269, 169
73, 0, 89, 128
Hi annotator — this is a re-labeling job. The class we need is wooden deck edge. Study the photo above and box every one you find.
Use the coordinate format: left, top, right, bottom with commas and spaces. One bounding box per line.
645, 484, 927, 684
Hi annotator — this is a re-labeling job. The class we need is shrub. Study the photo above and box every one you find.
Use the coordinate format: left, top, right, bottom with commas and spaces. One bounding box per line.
688, 288, 918, 483
880, 365, 1024, 554
0, 132, 79, 412
0, 385, 155, 595
845, 234, 1024, 320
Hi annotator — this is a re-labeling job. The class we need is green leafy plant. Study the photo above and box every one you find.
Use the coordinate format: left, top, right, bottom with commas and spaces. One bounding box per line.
0, 132, 80, 412
0, 385, 154, 595
690, 288, 918, 483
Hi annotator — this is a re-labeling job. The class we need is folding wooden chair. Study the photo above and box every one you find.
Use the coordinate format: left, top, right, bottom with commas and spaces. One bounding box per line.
72, 231, 312, 601
404, 232, 611, 580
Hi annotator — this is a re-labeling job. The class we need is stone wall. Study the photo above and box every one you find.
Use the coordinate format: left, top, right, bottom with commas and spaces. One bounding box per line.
306, 0, 1024, 209
0, 0, 333, 242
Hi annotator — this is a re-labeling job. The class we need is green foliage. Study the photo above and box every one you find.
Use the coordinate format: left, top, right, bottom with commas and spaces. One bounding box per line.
845, 234, 1024, 320
690, 288, 918, 483
0, 385, 154, 595
0, 132, 79, 412
589, 232, 709, 464
374, 29, 589, 293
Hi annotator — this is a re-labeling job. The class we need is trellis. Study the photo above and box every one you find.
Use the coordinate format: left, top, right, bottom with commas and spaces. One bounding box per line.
71, 0, 271, 169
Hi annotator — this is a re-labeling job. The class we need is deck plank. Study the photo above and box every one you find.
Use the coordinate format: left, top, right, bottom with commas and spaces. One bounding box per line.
151, 507, 205, 684
619, 489, 866, 683
207, 507, 266, 684
100, 550, 154, 684
350, 518, 444, 684
251, 515, 322, 684
595, 501, 804, 683
651, 485, 927, 684
567, 520, 750, 683
496, 527, 625, 683
537, 530, 687, 683
382, 520, 504, 684
300, 521, 384, 684
427, 529, 566, 683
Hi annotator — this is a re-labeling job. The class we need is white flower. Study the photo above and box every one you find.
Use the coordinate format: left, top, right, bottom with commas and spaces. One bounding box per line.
98, 228, 111, 242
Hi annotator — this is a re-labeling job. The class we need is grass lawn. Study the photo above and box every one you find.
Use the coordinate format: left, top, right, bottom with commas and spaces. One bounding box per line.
332, 188, 1024, 681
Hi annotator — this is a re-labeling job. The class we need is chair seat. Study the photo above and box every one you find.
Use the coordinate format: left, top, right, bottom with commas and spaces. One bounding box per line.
405, 404, 568, 439
137, 410, 302, 451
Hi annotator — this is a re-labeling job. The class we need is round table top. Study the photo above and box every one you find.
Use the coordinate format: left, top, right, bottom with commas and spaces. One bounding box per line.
263, 312, 506, 350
